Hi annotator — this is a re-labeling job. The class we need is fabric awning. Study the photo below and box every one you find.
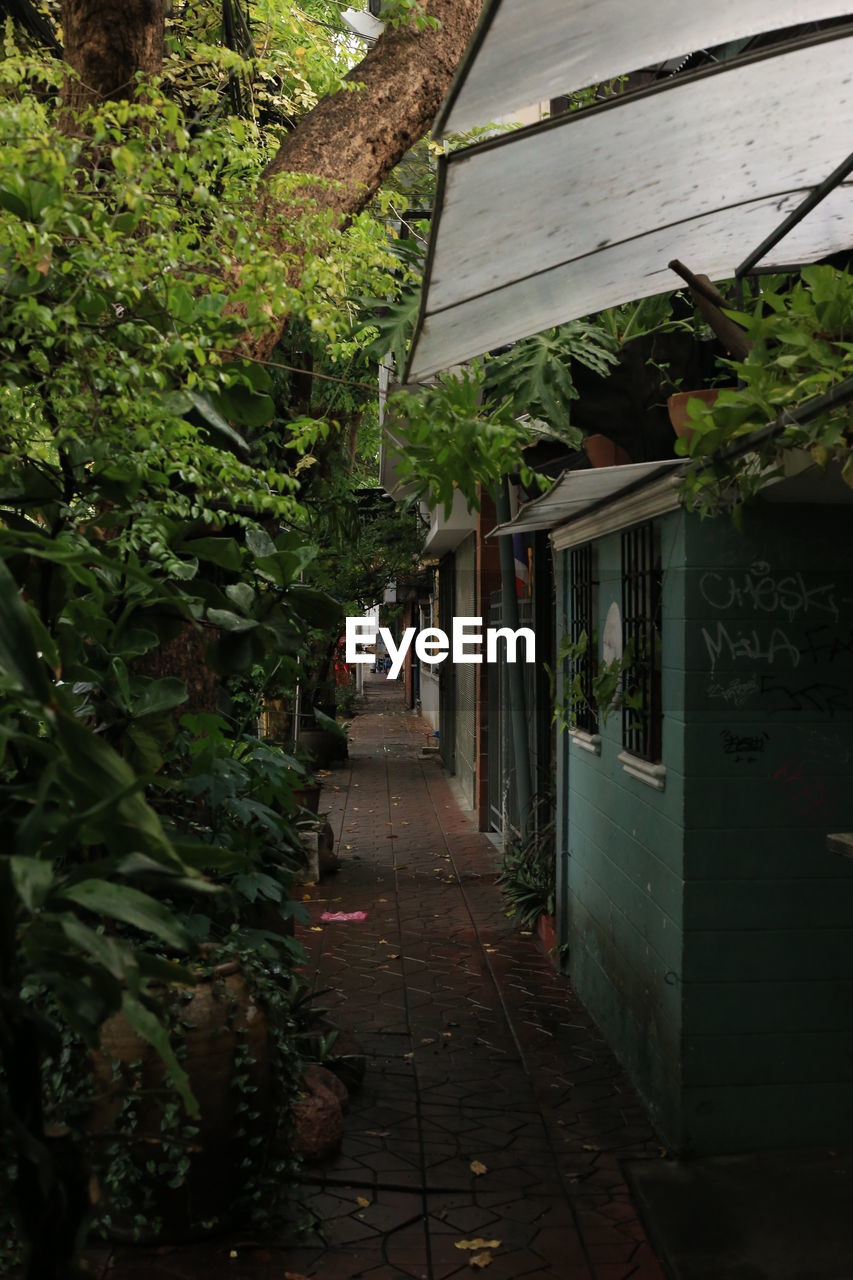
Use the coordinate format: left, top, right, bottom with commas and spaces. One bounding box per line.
491, 461, 687, 536
436, 0, 853, 136
406, 29, 853, 383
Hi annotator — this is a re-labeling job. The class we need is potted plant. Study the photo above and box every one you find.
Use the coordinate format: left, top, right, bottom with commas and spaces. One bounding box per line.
88, 957, 274, 1241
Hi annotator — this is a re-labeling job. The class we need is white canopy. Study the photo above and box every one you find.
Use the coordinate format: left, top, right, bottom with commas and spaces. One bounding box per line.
406, 31, 853, 383
491, 462, 686, 535
436, 0, 853, 136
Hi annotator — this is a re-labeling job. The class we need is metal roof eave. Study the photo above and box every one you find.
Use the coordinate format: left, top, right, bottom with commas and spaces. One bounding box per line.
490, 461, 688, 536
405, 24, 853, 385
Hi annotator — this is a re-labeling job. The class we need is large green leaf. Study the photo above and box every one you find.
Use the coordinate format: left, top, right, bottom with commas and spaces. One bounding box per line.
9, 856, 54, 910
58, 879, 190, 950
59, 917, 137, 983
211, 383, 275, 428
179, 537, 242, 571
133, 677, 189, 719
0, 558, 53, 702
120, 992, 198, 1116
485, 320, 618, 434
207, 607, 258, 632
54, 711, 184, 868
288, 584, 343, 629
187, 392, 249, 455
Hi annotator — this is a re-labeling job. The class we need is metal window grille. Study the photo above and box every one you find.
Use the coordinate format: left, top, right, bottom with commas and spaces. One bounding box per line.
569, 543, 597, 734
621, 523, 662, 762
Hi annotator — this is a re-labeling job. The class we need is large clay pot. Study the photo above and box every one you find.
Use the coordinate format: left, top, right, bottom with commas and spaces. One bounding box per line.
90, 962, 272, 1241
583, 433, 631, 468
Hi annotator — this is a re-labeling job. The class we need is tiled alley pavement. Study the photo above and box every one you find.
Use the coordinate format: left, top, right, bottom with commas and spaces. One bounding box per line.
101, 676, 666, 1279
281, 677, 666, 1280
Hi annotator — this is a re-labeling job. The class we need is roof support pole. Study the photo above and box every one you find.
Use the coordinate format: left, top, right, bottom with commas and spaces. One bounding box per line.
494, 476, 532, 838
736, 147, 853, 278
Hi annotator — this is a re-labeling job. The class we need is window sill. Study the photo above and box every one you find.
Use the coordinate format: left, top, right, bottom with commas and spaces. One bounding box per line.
618, 751, 666, 791
570, 729, 601, 756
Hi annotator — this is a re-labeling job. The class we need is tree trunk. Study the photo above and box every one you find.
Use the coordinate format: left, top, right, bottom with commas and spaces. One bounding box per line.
60, 0, 165, 110
264, 1, 480, 203
253, 0, 482, 359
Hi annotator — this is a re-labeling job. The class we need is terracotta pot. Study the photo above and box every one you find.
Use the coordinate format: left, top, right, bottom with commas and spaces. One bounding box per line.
90, 962, 272, 1241
666, 388, 720, 443
536, 913, 557, 954
583, 433, 632, 468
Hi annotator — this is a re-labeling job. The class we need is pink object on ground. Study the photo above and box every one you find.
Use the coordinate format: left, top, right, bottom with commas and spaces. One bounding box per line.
320, 910, 368, 923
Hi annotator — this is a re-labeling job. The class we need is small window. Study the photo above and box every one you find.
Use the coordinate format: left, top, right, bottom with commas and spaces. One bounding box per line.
569, 543, 597, 734
621, 523, 662, 762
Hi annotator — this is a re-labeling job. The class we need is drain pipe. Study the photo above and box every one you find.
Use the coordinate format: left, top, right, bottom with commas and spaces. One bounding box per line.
494, 475, 532, 838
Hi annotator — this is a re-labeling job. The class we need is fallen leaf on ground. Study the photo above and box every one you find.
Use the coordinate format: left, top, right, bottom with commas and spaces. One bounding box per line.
356, 1196, 371, 1208
309, 926, 323, 933
470, 1252, 493, 1269
442, 1031, 452, 1038
420, 1037, 435, 1045
582, 1143, 599, 1152
469, 1160, 488, 1176
454, 1238, 501, 1250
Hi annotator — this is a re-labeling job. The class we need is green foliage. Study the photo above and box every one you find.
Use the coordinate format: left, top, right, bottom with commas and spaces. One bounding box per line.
0, 16, 397, 1267
498, 794, 556, 931
376, 0, 441, 32
387, 363, 539, 511
678, 266, 853, 511
551, 630, 639, 734
484, 320, 619, 438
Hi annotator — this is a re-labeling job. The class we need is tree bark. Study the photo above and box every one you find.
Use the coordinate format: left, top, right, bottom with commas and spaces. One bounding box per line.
253, 0, 482, 359
61, 0, 166, 110
264, 1, 480, 203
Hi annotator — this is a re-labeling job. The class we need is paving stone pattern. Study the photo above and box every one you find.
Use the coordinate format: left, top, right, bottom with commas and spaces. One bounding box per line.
102, 677, 666, 1279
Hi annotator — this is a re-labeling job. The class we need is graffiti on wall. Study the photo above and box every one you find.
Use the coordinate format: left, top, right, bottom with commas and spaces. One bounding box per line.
700, 560, 852, 718
699, 562, 841, 620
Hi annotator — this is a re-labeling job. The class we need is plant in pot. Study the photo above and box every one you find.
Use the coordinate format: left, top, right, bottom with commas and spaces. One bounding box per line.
498, 791, 557, 937
72, 716, 315, 1243
676, 266, 853, 510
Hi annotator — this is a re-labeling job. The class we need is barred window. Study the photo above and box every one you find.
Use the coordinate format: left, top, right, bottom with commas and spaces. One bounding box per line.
569, 543, 597, 734
621, 523, 662, 762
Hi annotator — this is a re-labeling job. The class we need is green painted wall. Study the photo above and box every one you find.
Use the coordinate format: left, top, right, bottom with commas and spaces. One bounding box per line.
561, 498, 853, 1154
681, 501, 853, 1152
563, 513, 688, 1145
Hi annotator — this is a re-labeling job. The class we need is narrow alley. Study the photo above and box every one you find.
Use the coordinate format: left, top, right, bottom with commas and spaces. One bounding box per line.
94, 675, 668, 1280
282, 675, 666, 1280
